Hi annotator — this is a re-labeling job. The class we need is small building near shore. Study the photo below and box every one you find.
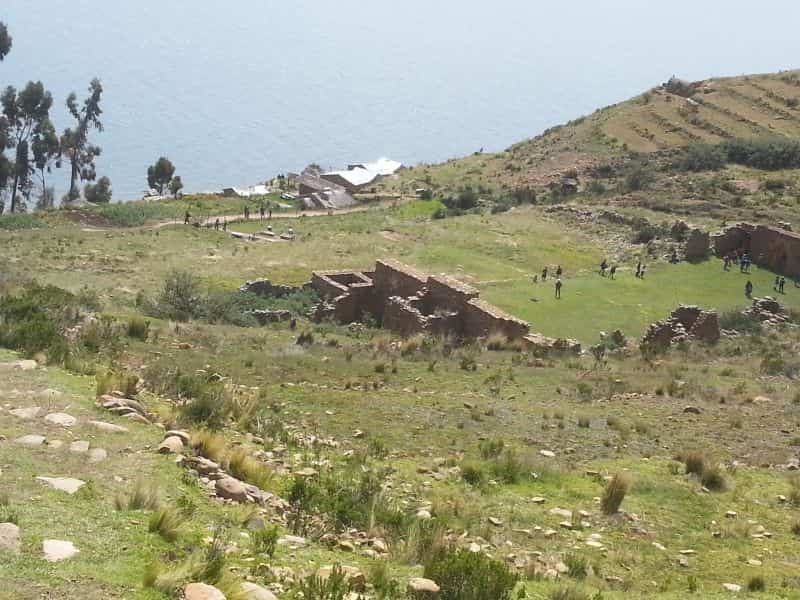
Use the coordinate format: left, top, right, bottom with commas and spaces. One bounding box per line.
320, 158, 403, 193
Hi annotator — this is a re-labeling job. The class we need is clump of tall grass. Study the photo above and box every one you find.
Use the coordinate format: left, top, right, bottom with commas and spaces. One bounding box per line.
114, 480, 161, 511
601, 474, 630, 515
148, 507, 183, 542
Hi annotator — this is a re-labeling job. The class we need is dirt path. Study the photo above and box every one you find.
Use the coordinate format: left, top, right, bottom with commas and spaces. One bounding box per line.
151, 196, 413, 230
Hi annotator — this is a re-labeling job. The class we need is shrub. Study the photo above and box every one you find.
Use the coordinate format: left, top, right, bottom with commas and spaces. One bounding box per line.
150, 270, 203, 322
294, 564, 355, 600
398, 519, 447, 565
747, 575, 766, 592
148, 507, 183, 542
700, 463, 727, 491
421, 548, 517, 600
564, 553, 588, 579
601, 474, 630, 515
486, 333, 509, 351
180, 382, 229, 429
719, 310, 762, 334
623, 164, 654, 192
676, 143, 726, 172
251, 524, 279, 557
126, 316, 150, 340
115, 480, 160, 511
721, 137, 800, 170
461, 462, 485, 486
369, 561, 402, 600
96, 368, 139, 398
682, 451, 706, 476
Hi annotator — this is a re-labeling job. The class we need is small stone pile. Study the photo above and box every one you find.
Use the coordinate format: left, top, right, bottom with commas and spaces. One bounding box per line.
524, 333, 582, 356
641, 305, 720, 352
97, 393, 151, 425
742, 297, 791, 326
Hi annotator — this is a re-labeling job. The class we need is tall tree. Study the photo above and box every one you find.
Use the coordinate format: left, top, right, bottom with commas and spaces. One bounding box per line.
84, 175, 112, 203
32, 117, 59, 206
168, 175, 183, 199
61, 78, 103, 201
1, 81, 54, 212
0, 21, 12, 210
0, 22, 11, 62
147, 156, 175, 195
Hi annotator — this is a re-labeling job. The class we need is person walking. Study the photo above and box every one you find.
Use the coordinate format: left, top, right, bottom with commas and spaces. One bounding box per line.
600, 259, 608, 277
542, 266, 548, 281
779, 276, 786, 294
635, 261, 642, 278
610, 265, 617, 279
222, 219, 227, 232
556, 265, 563, 277
640, 264, 647, 279
745, 280, 753, 297
214, 218, 220, 231
555, 277, 562, 299
184, 210, 190, 225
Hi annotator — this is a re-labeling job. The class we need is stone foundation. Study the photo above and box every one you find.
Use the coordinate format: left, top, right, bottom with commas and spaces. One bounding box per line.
310, 260, 579, 352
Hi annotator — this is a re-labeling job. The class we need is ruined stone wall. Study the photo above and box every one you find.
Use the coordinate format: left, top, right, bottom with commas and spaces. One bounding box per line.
311, 272, 350, 299
382, 296, 427, 337
750, 225, 800, 277
425, 275, 479, 315
463, 299, 530, 339
712, 225, 753, 257
372, 260, 428, 304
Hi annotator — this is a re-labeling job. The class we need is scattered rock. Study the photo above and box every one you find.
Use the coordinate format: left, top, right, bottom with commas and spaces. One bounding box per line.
9, 407, 42, 420
722, 583, 742, 593
43, 539, 79, 562
277, 535, 307, 547
683, 406, 702, 415
539, 450, 556, 458
531, 497, 546, 504
36, 476, 86, 494
15, 434, 46, 446
416, 509, 432, 520
215, 477, 248, 503
408, 577, 440, 594
184, 582, 226, 600
240, 582, 277, 600
158, 436, 184, 454
488, 517, 503, 527
88, 448, 108, 463
164, 430, 191, 445
0, 523, 21, 553
88, 420, 128, 433
44, 413, 77, 427
69, 441, 90, 453
16, 360, 38, 371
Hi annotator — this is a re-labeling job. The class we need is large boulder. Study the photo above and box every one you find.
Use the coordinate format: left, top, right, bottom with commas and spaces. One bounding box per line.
408, 577, 440, 594
158, 436, 185, 454
215, 477, 249, 503
184, 583, 226, 600
240, 582, 277, 600
0, 523, 21, 553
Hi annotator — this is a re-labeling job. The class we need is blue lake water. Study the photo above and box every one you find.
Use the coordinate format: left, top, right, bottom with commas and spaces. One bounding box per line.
3, 0, 800, 200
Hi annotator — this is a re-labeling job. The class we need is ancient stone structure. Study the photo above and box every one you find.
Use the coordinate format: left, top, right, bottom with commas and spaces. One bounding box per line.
684, 228, 710, 261
640, 305, 720, 352
742, 297, 791, 326
311, 259, 581, 354
713, 223, 800, 276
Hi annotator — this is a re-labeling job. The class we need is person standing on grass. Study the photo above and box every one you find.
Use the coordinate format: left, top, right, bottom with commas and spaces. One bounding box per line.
214, 218, 220, 231
775, 275, 781, 292
610, 265, 617, 279
260, 204, 265, 221
600, 259, 608, 276
779, 276, 786, 294
223, 219, 227, 232
640, 264, 647, 279
745, 280, 753, 298
542, 266, 548, 281
556, 265, 563, 277
555, 277, 562, 299
184, 210, 190, 225
635, 261, 642, 278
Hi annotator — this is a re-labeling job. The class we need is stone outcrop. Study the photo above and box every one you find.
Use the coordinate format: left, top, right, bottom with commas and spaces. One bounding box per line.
641, 305, 720, 352
713, 223, 800, 276
311, 259, 577, 354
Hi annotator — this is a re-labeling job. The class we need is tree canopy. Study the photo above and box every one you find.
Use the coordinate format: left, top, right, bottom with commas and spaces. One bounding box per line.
1, 81, 54, 212
84, 175, 112, 204
147, 156, 177, 195
0, 22, 11, 62
61, 78, 104, 201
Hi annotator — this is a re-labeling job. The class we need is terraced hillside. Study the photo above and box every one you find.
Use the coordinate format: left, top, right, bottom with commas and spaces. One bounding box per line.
382, 70, 800, 203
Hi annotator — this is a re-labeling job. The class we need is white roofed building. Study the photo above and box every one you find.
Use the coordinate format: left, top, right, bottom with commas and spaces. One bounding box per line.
321, 158, 403, 193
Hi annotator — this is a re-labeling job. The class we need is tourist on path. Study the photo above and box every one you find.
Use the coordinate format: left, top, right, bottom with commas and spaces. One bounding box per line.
779, 276, 786, 294
542, 266, 548, 281
610, 265, 617, 279
260, 204, 265, 221
222, 219, 227, 232
635, 261, 642, 278
745, 280, 753, 298
556, 265, 563, 277
600, 259, 608, 277
214, 218, 220, 231
184, 210, 190, 225
555, 277, 562, 299
775, 276, 781, 292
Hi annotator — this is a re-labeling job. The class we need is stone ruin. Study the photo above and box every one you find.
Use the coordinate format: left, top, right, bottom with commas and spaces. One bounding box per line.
742, 297, 791, 326
713, 223, 800, 276
640, 305, 720, 352
311, 259, 581, 354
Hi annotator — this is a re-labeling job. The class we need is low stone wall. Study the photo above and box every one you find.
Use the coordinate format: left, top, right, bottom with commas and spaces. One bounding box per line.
463, 298, 530, 339
373, 259, 428, 302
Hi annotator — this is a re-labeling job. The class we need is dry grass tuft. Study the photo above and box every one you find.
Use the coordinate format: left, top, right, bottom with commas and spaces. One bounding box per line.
601, 474, 630, 515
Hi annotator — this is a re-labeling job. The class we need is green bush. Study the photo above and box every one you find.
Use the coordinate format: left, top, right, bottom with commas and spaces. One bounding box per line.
251, 524, 279, 557
150, 270, 203, 322
179, 382, 229, 430
0, 213, 44, 230
721, 137, 800, 170
421, 548, 517, 600
675, 143, 726, 172
126, 316, 150, 340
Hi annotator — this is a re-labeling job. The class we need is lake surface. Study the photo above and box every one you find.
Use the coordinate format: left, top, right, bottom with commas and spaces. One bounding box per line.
3, 0, 800, 200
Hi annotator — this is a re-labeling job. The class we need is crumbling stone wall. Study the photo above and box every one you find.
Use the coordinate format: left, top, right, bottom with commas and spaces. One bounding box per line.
684, 229, 710, 262
641, 305, 720, 352
311, 260, 538, 344
713, 223, 800, 276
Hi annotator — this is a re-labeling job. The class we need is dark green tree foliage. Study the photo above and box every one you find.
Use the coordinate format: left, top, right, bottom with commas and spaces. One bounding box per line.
168, 174, 183, 198
676, 143, 726, 172
1, 82, 54, 212
0, 22, 11, 62
721, 138, 800, 170
62, 79, 104, 201
147, 156, 176, 194
84, 175, 112, 203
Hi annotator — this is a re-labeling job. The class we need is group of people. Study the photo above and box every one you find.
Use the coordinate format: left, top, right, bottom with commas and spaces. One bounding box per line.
599, 259, 620, 279
723, 250, 752, 272
533, 265, 564, 298
242, 204, 273, 221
